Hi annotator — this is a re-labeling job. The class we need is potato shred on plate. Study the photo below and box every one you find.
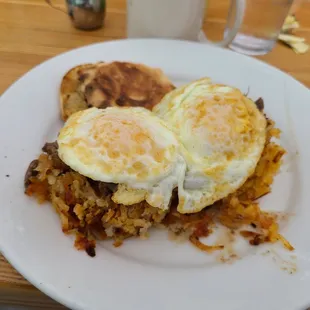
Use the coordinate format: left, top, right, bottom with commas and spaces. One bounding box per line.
25, 62, 293, 257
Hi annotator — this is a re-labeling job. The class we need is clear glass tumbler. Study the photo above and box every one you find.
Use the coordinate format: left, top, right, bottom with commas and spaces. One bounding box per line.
225, 0, 294, 55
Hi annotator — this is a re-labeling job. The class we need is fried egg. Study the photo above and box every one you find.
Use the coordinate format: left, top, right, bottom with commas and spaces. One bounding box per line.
153, 78, 267, 214
57, 107, 187, 211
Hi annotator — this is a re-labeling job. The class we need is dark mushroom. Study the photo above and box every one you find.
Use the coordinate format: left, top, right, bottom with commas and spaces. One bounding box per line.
24, 159, 39, 189
42, 141, 70, 171
255, 97, 264, 111
42, 141, 58, 154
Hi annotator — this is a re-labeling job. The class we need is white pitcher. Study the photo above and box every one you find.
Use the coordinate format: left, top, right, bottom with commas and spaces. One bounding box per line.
127, 0, 245, 47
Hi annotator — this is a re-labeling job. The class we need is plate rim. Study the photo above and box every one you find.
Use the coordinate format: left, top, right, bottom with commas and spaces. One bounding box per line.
1, 38, 310, 310
1, 38, 309, 100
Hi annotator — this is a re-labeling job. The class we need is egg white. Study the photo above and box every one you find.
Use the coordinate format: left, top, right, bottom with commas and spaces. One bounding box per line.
154, 78, 267, 213
57, 107, 187, 211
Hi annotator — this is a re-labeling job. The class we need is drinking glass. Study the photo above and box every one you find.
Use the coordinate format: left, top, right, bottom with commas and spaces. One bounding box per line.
225, 0, 294, 55
127, 0, 245, 47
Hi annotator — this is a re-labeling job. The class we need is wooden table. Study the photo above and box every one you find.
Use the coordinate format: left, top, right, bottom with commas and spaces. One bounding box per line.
0, 0, 309, 309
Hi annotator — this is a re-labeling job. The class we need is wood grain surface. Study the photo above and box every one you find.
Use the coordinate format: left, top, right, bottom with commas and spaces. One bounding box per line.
0, 0, 309, 309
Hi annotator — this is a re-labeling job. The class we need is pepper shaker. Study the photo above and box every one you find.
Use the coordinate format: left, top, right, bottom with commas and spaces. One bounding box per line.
46, 0, 106, 30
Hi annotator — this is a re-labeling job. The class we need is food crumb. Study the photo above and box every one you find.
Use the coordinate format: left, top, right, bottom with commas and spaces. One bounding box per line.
263, 249, 297, 274
218, 253, 239, 264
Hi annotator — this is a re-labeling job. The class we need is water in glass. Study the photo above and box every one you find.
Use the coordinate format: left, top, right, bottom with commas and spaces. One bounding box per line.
225, 0, 294, 55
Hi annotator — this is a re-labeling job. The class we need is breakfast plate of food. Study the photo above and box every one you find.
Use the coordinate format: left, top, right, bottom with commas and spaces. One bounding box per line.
0, 39, 309, 310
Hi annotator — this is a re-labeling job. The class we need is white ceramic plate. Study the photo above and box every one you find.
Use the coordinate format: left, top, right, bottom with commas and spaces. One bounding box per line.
0, 39, 310, 310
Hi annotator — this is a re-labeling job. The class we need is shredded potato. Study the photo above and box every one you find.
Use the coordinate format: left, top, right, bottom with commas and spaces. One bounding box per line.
25, 119, 292, 257
189, 235, 224, 253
